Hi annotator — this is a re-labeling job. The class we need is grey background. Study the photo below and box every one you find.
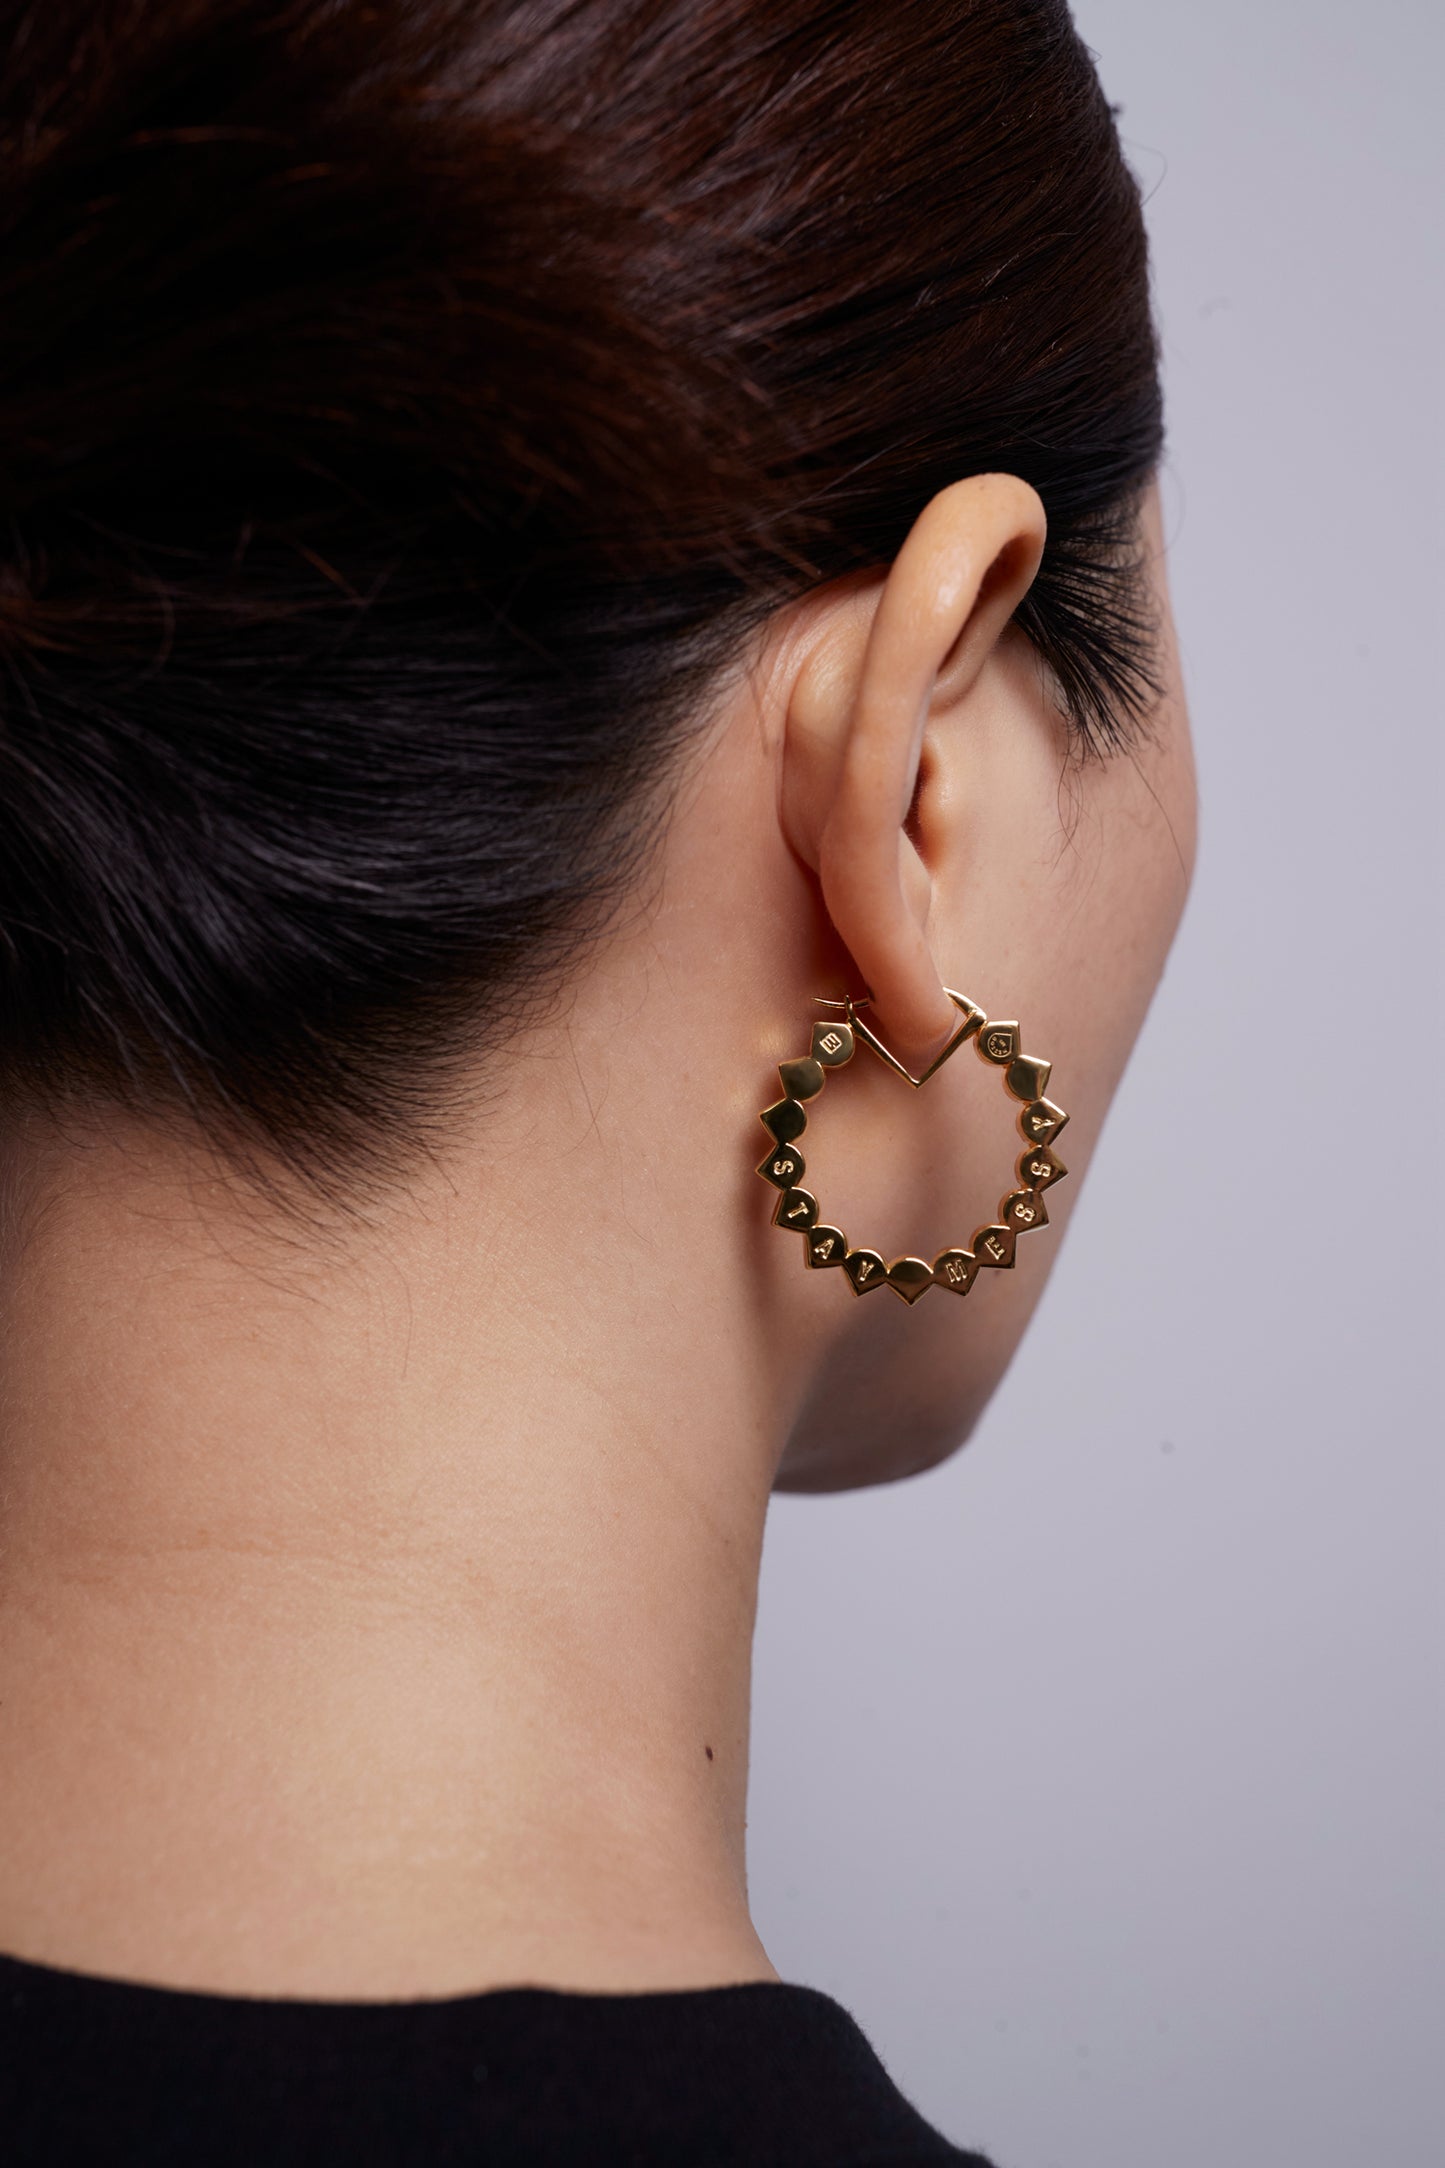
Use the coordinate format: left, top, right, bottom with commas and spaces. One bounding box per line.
747, 5, 1444, 2164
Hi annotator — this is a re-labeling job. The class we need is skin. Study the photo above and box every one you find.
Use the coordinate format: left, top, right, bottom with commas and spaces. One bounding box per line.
0, 472, 1195, 2000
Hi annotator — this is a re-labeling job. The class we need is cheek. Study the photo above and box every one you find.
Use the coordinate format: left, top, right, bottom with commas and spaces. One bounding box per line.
1061, 710, 1197, 1114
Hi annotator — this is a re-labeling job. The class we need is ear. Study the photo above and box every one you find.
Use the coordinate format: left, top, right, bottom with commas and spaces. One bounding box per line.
778, 473, 1046, 1060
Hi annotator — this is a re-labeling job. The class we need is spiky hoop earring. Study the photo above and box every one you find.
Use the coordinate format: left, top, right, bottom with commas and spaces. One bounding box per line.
755, 989, 1068, 1305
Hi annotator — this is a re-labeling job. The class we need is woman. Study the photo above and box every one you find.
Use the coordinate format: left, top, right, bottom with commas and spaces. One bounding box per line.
0, 0, 1195, 2160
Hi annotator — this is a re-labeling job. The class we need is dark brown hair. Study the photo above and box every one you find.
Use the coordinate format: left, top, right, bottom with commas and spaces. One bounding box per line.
0, 0, 1163, 1195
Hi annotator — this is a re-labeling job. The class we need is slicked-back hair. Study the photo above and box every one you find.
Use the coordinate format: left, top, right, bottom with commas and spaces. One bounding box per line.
0, 0, 1164, 1196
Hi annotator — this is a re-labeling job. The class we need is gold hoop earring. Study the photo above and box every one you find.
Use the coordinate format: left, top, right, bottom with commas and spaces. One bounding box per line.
755, 988, 1069, 1305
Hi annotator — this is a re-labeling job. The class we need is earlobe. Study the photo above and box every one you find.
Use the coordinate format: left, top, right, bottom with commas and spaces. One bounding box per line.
778, 473, 1047, 1062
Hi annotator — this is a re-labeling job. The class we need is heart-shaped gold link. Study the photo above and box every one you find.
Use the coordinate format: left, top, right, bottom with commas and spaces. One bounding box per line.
884, 1257, 934, 1305
843, 1247, 887, 1295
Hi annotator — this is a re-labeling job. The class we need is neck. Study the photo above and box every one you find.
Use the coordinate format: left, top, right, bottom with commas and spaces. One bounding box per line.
0, 1090, 788, 2000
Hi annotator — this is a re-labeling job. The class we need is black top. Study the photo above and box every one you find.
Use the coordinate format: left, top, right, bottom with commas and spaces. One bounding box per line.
0, 1949, 1001, 2166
